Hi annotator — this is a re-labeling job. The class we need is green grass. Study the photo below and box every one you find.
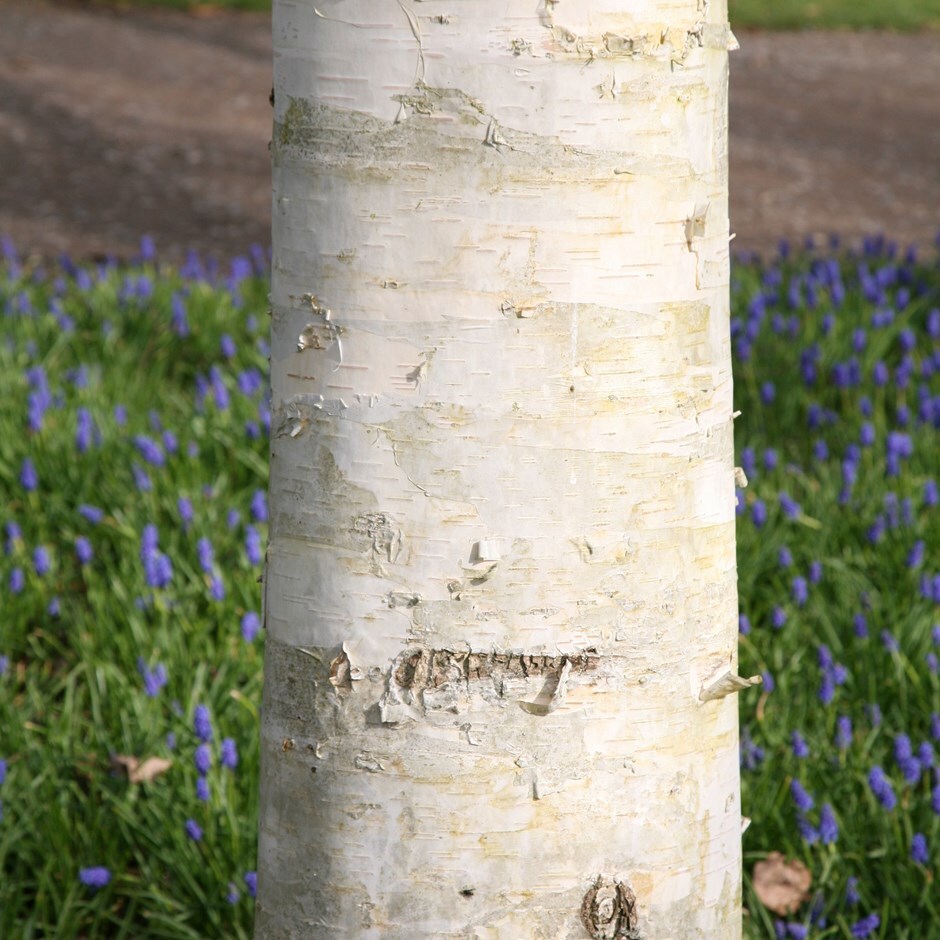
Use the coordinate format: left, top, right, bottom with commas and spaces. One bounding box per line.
0, 241, 268, 937
3, 231, 940, 937
729, 0, 940, 31
734, 235, 940, 938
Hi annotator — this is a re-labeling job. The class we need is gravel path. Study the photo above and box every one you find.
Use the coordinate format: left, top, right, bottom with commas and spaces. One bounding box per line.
1, 1, 938, 261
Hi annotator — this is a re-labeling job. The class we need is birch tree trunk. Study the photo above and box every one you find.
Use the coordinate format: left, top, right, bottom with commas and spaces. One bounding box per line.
258, 2, 743, 937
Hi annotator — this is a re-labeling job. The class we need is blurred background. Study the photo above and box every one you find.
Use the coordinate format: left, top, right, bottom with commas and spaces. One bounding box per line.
1, 0, 939, 262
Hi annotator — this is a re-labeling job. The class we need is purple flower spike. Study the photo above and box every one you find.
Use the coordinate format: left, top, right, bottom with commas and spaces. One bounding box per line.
868, 766, 896, 810
241, 611, 261, 643
194, 704, 213, 743
836, 716, 853, 750
845, 876, 860, 906
194, 743, 212, 775
819, 804, 838, 845
850, 914, 880, 938
79, 867, 111, 889
791, 732, 810, 759
221, 738, 238, 770
20, 458, 38, 492
75, 536, 93, 566
790, 779, 814, 812
792, 576, 808, 607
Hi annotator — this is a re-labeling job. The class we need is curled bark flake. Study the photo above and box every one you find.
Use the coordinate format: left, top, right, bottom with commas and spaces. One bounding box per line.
329, 647, 353, 691
699, 670, 762, 703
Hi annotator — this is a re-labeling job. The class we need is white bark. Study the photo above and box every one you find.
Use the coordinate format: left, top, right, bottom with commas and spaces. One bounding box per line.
259, 2, 741, 937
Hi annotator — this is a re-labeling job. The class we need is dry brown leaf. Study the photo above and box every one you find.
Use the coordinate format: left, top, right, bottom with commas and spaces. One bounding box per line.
752, 852, 812, 915
110, 754, 173, 784
129, 756, 173, 783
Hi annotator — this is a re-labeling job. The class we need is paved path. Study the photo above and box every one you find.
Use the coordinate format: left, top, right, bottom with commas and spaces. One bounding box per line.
1, 1, 938, 261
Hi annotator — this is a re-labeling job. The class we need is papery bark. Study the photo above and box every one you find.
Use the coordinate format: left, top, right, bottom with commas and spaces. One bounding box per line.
258, 2, 742, 936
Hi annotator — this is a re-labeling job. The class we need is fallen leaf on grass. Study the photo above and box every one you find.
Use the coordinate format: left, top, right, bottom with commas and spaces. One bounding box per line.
752, 852, 812, 915
110, 754, 173, 784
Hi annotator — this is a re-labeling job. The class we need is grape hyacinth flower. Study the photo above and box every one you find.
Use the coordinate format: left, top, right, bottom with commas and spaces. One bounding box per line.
132, 463, 152, 492
246, 526, 262, 566
79, 867, 111, 890
241, 611, 261, 642
792, 576, 808, 607
772, 606, 787, 630
925, 479, 939, 507
244, 872, 258, 898
779, 492, 801, 519
845, 876, 860, 906
796, 816, 819, 844
250, 489, 268, 523
210, 366, 230, 410
20, 457, 38, 492
197, 537, 214, 574
740, 727, 765, 771
751, 499, 767, 528
791, 732, 810, 759
221, 738, 238, 770
79, 504, 104, 523
75, 536, 93, 566
911, 833, 929, 864
75, 407, 94, 453
881, 630, 899, 654
194, 704, 213, 743
853, 613, 868, 639
137, 659, 168, 698
908, 540, 926, 569
185, 819, 203, 842
836, 715, 853, 750
178, 496, 194, 529
867, 766, 896, 810
9, 567, 25, 594
819, 804, 838, 845
919, 741, 935, 768
196, 777, 210, 802
209, 576, 225, 602
790, 779, 814, 812
5, 521, 22, 554
33, 546, 50, 576
194, 743, 212, 775
850, 914, 880, 938
171, 293, 189, 337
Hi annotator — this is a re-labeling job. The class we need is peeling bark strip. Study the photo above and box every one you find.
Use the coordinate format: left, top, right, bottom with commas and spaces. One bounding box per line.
384, 647, 598, 717
259, 0, 741, 936
394, 648, 597, 689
